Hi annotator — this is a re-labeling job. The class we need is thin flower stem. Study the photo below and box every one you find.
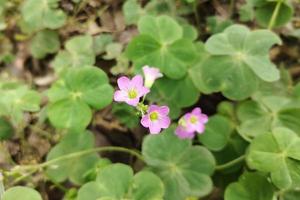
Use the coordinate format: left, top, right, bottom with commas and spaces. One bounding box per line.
268, 0, 282, 29
215, 155, 245, 171
5, 146, 144, 185
39, 146, 144, 168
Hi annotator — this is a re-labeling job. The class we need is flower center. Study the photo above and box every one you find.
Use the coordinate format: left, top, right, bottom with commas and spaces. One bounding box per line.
150, 111, 159, 121
128, 89, 137, 99
190, 115, 198, 124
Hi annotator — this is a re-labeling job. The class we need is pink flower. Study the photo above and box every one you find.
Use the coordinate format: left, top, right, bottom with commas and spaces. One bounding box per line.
142, 66, 163, 88
141, 105, 171, 134
114, 75, 149, 106
175, 107, 208, 139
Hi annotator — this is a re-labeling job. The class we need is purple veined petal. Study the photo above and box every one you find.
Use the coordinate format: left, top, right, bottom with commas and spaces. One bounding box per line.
148, 105, 160, 113
126, 98, 140, 106
158, 106, 169, 115
114, 90, 128, 102
160, 116, 171, 128
175, 125, 195, 139
131, 75, 144, 87
191, 107, 202, 115
200, 114, 209, 124
141, 115, 150, 128
136, 86, 150, 97
195, 123, 205, 133
149, 122, 162, 134
117, 76, 131, 90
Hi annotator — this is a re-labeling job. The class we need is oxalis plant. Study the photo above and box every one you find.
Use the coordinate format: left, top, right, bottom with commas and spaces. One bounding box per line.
0, 0, 300, 200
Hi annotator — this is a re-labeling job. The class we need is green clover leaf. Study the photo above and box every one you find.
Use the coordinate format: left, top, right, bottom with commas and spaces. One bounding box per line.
0, 117, 13, 140
21, 0, 66, 32
0, 84, 41, 124
52, 35, 95, 74
224, 172, 275, 200
77, 163, 164, 200
46, 130, 100, 185
112, 103, 139, 129
147, 76, 199, 118
247, 127, 300, 189
200, 24, 281, 100
198, 115, 234, 151
47, 66, 113, 130
2, 187, 42, 200
252, 0, 294, 28
126, 15, 197, 79
142, 127, 215, 200
237, 96, 300, 139
30, 30, 60, 59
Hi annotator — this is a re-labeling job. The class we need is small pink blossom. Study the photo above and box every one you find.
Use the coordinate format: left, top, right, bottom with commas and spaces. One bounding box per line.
142, 66, 163, 88
114, 75, 149, 106
175, 107, 208, 139
141, 105, 171, 134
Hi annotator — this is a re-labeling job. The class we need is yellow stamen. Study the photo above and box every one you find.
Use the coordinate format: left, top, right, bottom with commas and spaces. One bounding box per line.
190, 115, 198, 124
150, 112, 159, 121
128, 89, 137, 99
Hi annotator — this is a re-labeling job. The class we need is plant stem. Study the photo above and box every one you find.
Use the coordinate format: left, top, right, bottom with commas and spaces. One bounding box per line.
193, 1, 201, 30
268, 0, 282, 29
39, 146, 144, 168
215, 155, 245, 171
229, 0, 235, 18
5, 146, 144, 185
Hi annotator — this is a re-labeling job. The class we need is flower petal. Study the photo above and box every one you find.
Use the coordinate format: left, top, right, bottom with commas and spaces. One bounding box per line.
192, 107, 202, 115
175, 126, 195, 139
117, 76, 130, 90
126, 98, 140, 106
148, 105, 160, 113
160, 116, 170, 128
149, 122, 162, 134
158, 106, 169, 115
141, 115, 150, 128
195, 123, 205, 133
131, 75, 143, 87
114, 90, 127, 102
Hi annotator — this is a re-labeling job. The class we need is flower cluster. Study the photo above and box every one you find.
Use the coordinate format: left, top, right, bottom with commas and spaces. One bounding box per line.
113, 66, 208, 138
175, 108, 208, 139
114, 66, 170, 134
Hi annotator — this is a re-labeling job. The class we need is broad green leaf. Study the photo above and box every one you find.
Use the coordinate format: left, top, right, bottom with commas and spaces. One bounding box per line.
142, 127, 215, 200
103, 43, 123, 60
202, 25, 281, 100
112, 103, 139, 128
2, 186, 42, 200
239, 1, 255, 22
30, 30, 60, 59
198, 115, 233, 151
47, 66, 113, 130
93, 34, 113, 55
123, 0, 144, 25
281, 190, 300, 200
126, 15, 197, 79
46, 130, 99, 185
47, 99, 92, 130
252, 0, 294, 28
213, 133, 248, 174
237, 96, 300, 139
247, 127, 300, 189
224, 172, 275, 200
21, 0, 66, 32
77, 164, 164, 200
206, 16, 233, 34
147, 76, 199, 118
0, 84, 41, 124
0, 117, 13, 140
52, 35, 95, 74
